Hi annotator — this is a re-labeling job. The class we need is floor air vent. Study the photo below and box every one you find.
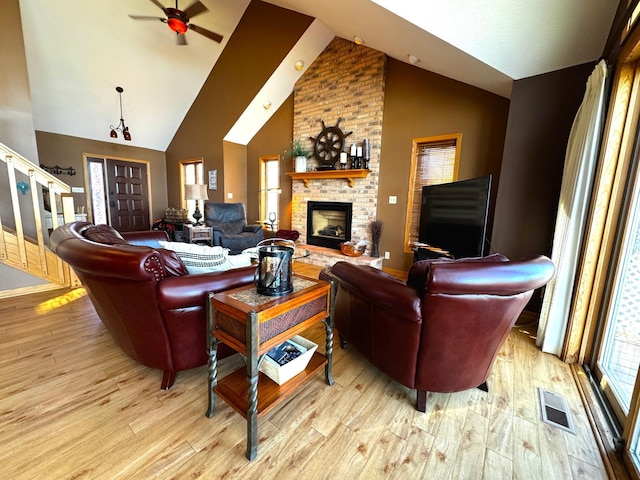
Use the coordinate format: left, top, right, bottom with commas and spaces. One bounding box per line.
537, 388, 576, 434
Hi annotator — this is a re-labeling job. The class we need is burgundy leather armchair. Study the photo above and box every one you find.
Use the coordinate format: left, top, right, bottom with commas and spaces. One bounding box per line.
322, 254, 554, 411
50, 222, 255, 389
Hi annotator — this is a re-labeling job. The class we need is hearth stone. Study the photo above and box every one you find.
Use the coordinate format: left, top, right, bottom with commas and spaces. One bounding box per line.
295, 244, 383, 269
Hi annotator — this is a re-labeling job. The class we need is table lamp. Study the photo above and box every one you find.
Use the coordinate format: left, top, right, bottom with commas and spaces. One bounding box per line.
184, 184, 209, 226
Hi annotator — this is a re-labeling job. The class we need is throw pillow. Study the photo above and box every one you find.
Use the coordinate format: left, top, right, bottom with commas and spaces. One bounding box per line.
83, 224, 127, 245
275, 229, 300, 241
159, 241, 230, 274
225, 252, 253, 269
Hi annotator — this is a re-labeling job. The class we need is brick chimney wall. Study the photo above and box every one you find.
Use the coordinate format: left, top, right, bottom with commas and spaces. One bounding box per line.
291, 37, 386, 247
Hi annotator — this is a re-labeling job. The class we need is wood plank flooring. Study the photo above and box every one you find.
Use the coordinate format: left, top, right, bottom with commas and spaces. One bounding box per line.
0, 263, 609, 479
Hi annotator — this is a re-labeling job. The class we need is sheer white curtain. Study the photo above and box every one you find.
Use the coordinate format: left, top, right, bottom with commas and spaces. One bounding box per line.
537, 60, 608, 356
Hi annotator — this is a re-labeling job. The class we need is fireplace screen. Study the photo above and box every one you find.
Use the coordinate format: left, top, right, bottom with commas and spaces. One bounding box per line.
307, 201, 352, 250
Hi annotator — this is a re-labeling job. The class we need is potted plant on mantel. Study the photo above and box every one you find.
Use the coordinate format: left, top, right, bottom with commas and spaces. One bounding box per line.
285, 139, 312, 173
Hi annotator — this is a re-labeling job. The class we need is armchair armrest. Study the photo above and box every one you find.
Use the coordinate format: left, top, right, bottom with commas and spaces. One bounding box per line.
209, 223, 225, 232
242, 224, 263, 234
157, 266, 256, 310
54, 239, 167, 281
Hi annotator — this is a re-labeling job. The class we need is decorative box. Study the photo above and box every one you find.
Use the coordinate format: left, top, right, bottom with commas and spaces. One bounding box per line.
164, 207, 189, 222
259, 335, 318, 385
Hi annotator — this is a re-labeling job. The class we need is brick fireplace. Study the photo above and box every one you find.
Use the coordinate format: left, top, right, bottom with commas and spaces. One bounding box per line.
290, 37, 386, 253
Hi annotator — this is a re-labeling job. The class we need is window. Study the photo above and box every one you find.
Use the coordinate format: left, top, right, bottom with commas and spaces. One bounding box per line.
260, 155, 280, 228
403, 134, 461, 252
86, 157, 108, 225
587, 59, 640, 470
622, 2, 640, 43
179, 158, 204, 215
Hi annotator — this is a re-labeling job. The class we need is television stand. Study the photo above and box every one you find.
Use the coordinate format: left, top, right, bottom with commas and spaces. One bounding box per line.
412, 246, 454, 263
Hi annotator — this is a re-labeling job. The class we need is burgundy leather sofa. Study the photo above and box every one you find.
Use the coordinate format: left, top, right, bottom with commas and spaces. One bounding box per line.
50, 222, 255, 389
322, 254, 554, 411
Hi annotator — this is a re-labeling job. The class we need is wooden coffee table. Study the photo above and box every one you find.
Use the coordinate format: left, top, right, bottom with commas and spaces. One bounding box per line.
205, 274, 334, 460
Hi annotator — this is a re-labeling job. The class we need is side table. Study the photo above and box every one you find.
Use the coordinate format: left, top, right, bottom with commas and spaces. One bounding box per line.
184, 224, 213, 245
206, 275, 334, 460
152, 219, 186, 241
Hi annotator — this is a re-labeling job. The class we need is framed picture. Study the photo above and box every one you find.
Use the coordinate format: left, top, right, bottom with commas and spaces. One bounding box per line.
208, 169, 217, 190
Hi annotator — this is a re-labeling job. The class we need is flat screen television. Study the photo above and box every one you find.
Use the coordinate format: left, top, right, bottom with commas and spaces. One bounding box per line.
418, 175, 492, 259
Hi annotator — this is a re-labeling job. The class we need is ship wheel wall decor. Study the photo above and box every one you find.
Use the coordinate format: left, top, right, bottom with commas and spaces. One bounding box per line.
310, 118, 352, 167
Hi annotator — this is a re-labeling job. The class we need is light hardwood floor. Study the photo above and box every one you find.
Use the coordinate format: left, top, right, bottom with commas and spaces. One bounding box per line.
0, 263, 609, 479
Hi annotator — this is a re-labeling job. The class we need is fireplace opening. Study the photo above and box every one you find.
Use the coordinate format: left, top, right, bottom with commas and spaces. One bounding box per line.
307, 201, 352, 250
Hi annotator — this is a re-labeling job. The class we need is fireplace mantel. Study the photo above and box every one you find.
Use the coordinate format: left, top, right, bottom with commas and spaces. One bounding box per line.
286, 169, 370, 188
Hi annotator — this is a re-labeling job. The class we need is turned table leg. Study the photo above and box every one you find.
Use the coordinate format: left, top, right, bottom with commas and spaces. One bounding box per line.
323, 317, 334, 386
246, 310, 259, 461
206, 292, 218, 418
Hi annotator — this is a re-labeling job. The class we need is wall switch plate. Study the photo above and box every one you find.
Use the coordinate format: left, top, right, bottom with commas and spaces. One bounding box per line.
384, 251, 390, 259
389, 195, 397, 204
71, 187, 84, 193
227, 193, 233, 199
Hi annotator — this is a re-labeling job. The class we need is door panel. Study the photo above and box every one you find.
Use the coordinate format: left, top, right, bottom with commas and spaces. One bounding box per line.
106, 159, 150, 232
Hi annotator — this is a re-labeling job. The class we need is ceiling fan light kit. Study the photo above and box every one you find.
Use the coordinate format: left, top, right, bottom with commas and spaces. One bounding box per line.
167, 10, 189, 34
109, 86, 132, 142
129, 0, 223, 45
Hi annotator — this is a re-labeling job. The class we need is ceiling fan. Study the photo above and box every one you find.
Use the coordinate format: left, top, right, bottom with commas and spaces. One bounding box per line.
129, 0, 223, 45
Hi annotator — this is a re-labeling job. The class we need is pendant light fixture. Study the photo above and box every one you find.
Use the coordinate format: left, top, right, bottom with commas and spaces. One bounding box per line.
109, 86, 132, 141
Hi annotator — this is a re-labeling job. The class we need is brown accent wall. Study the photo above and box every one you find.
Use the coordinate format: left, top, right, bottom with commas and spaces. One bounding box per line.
246, 94, 295, 229
491, 62, 594, 311
0, 0, 41, 287
491, 63, 595, 260
379, 58, 510, 271
35, 131, 168, 221
165, 1, 313, 208
0, 0, 38, 162
222, 141, 247, 204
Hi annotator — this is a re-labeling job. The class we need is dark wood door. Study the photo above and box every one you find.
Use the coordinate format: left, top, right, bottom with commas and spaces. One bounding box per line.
106, 159, 150, 232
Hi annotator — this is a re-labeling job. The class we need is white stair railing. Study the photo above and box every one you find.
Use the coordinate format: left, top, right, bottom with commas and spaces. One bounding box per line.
0, 141, 75, 289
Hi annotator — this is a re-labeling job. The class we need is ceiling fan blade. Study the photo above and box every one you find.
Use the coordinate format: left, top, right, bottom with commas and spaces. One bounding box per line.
129, 15, 165, 21
176, 33, 187, 46
182, 1, 208, 20
189, 24, 223, 43
148, 0, 168, 14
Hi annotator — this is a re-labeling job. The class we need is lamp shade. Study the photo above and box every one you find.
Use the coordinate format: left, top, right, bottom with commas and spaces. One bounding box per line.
184, 184, 209, 201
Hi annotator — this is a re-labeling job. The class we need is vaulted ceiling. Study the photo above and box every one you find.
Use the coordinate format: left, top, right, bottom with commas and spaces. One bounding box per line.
18, 0, 618, 152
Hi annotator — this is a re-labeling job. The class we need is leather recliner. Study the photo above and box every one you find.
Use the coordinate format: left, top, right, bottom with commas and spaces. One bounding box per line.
50, 222, 256, 389
203, 202, 264, 254
321, 254, 554, 411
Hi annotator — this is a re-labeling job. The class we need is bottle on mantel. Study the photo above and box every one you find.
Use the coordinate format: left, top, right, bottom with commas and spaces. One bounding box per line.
362, 138, 370, 170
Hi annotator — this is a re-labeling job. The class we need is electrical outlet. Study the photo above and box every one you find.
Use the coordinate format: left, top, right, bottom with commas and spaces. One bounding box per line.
227, 193, 233, 199
384, 251, 390, 259
389, 195, 397, 204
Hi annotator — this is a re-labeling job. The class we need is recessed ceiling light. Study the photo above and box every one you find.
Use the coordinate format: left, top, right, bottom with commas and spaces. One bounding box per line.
408, 54, 420, 65
354, 36, 364, 45
294, 60, 304, 71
